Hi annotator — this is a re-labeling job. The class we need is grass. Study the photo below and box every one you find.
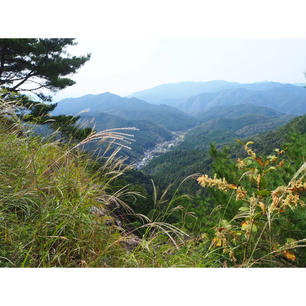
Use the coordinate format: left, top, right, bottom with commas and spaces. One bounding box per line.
0, 123, 127, 267
0, 99, 200, 267
0, 97, 305, 267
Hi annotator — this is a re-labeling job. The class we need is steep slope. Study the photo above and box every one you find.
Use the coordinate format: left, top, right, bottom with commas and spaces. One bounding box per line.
79, 112, 172, 160
181, 114, 293, 150
143, 114, 305, 190
0, 117, 141, 267
1, 109, 305, 267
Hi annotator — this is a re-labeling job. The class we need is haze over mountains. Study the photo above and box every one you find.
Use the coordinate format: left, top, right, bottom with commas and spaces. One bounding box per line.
132, 81, 306, 115
53, 92, 196, 131
182, 86, 305, 116
53, 80, 306, 161
131, 80, 283, 103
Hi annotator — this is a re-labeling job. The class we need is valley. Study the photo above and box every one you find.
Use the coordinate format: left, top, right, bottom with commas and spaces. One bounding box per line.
52, 81, 305, 162
2, 37, 306, 270
50, 80, 306, 176
135, 130, 186, 169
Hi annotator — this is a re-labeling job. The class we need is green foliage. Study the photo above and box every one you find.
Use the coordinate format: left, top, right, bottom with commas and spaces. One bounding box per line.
0, 39, 90, 98
48, 114, 93, 141
195, 140, 306, 267
141, 114, 306, 267
177, 113, 292, 151
0, 118, 138, 267
143, 147, 212, 194
0, 114, 198, 267
0, 39, 91, 140
144, 115, 306, 194
1, 93, 305, 267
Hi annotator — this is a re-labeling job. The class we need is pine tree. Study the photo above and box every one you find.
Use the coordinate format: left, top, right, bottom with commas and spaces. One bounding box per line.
0, 39, 91, 138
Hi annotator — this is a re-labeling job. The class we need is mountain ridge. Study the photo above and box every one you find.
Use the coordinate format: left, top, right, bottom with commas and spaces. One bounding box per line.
130, 80, 293, 106
53, 92, 198, 131
180, 85, 306, 115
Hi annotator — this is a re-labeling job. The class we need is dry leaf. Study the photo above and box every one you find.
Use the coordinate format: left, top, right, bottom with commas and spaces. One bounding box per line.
283, 250, 296, 262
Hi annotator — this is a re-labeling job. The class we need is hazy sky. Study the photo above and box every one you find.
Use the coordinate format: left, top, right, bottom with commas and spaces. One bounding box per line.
53, 39, 306, 101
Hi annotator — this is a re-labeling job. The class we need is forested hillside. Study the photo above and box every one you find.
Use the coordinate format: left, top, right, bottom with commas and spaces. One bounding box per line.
0, 39, 305, 268
143, 115, 306, 193
53, 92, 198, 160
79, 112, 173, 161
1, 101, 305, 267
51, 82, 305, 165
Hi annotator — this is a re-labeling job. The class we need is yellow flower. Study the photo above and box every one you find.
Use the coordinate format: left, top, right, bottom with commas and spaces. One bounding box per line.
241, 220, 249, 231
259, 202, 266, 215
197, 174, 237, 191
212, 237, 222, 247
236, 187, 247, 200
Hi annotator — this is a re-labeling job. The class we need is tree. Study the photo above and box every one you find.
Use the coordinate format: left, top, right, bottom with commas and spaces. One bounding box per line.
0, 39, 92, 138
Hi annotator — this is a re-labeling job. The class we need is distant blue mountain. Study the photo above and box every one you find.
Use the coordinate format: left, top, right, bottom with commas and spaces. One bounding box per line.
195, 104, 289, 122
53, 92, 197, 131
130, 80, 287, 106
53, 92, 150, 115
181, 84, 306, 116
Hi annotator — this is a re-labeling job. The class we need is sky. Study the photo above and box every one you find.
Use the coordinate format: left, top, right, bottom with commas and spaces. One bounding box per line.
53, 38, 306, 101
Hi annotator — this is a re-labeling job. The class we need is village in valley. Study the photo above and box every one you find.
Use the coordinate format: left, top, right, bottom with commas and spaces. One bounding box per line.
135, 131, 185, 169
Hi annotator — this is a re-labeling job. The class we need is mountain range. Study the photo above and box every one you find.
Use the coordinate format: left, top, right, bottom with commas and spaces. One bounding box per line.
53, 92, 196, 131
131, 80, 285, 105
52, 80, 305, 161
132, 81, 306, 115
181, 85, 306, 116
